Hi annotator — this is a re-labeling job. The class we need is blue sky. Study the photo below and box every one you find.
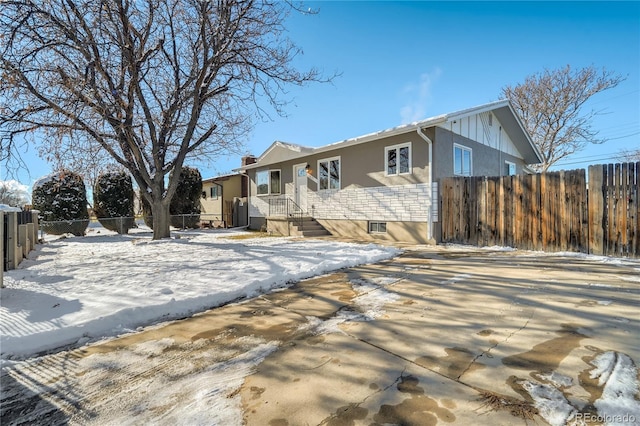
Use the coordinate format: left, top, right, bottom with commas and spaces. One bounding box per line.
4, 1, 639, 187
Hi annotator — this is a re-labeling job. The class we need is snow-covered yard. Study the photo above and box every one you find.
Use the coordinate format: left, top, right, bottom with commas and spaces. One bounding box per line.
0, 226, 401, 360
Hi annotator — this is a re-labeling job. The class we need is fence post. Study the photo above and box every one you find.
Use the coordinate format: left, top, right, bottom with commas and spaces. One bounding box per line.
1, 212, 4, 288
588, 165, 605, 255
634, 162, 640, 258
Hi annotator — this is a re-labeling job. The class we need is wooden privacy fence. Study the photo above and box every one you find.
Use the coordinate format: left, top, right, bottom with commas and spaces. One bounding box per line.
440, 162, 639, 258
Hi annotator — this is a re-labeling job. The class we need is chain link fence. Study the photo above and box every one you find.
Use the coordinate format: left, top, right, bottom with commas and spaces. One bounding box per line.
38, 214, 230, 237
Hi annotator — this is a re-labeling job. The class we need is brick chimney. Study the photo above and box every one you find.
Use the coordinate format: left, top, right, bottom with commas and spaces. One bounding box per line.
241, 155, 257, 167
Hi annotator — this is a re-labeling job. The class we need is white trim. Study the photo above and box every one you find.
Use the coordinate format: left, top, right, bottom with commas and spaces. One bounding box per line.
317, 156, 341, 191
384, 142, 412, 176
293, 163, 307, 210
255, 169, 281, 196
453, 143, 473, 176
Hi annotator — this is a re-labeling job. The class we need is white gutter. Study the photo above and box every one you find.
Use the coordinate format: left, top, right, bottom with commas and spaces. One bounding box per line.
416, 127, 436, 244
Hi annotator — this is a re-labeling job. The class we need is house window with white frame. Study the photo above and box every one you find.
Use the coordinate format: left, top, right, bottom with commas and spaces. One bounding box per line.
210, 185, 219, 199
256, 169, 281, 195
505, 161, 516, 176
318, 157, 340, 190
453, 144, 472, 176
385, 143, 411, 176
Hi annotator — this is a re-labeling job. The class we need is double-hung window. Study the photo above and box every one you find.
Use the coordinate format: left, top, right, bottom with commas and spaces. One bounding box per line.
318, 157, 340, 190
385, 143, 411, 176
256, 170, 281, 195
453, 144, 472, 176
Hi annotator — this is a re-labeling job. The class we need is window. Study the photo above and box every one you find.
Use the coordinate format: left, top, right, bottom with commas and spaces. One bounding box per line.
453, 144, 472, 176
505, 161, 516, 176
369, 221, 387, 233
270, 170, 281, 194
210, 186, 219, 199
385, 143, 411, 176
256, 170, 281, 195
318, 157, 340, 190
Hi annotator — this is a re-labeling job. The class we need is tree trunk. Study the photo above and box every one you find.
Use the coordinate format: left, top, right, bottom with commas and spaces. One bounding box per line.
151, 200, 171, 240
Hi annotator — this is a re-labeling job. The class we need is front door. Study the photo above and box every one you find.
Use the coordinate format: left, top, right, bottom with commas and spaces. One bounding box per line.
293, 163, 307, 212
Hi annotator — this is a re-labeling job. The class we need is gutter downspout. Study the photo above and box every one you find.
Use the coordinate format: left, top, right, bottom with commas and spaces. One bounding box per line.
416, 127, 436, 244
240, 171, 251, 228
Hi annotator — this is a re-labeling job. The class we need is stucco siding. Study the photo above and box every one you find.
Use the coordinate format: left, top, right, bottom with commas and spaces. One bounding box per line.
202, 175, 244, 223
432, 127, 527, 181
249, 132, 431, 193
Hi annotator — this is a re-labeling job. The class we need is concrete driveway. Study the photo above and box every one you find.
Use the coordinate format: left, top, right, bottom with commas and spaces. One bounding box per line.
2, 246, 639, 425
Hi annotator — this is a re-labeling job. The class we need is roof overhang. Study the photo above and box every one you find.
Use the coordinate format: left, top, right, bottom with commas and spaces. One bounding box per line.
238, 100, 542, 170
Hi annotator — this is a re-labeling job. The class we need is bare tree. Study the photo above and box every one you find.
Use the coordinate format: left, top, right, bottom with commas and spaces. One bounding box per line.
502, 65, 625, 172
617, 148, 640, 162
0, 180, 30, 207
1, 0, 327, 239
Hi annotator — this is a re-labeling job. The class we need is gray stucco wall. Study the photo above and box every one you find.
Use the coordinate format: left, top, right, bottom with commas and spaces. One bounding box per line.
431, 127, 526, 181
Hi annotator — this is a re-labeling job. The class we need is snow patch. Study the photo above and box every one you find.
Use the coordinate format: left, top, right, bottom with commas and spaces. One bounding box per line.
522, 380, 577, 426
590, 352, 640, 425
304, 275, 400, 336
537, 371, 573, 388
442, 273, 471, 285
0, 229, 401, 359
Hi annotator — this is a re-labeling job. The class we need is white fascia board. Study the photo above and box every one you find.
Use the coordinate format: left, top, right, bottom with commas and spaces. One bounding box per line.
442, 99, 510, 123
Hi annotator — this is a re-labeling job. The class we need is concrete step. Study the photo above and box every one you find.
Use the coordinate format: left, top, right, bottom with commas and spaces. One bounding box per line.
301, 229, 331, 237
294, 217, 331, 237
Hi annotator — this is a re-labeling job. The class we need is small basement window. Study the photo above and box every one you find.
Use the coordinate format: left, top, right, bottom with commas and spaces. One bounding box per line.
369, 221, 387, 234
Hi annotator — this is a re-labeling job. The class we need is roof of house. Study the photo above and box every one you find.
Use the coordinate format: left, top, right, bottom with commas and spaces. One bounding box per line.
202, 172, 241, 183
238, 100, 543, 170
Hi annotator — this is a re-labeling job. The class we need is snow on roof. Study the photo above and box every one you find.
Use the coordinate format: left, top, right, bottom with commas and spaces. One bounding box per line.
239, 99, 540, 170
0, 204, 22, 212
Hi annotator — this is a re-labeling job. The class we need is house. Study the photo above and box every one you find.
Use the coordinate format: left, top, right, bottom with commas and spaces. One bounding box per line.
200, 160, 253, 228
238, 100, 542, 244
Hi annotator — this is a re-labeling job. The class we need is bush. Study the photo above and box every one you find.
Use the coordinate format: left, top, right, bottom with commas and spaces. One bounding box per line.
169, 166, 202, 229
94, 170, 135, 234
140, 166, 202, 229
32, 170, 89, 236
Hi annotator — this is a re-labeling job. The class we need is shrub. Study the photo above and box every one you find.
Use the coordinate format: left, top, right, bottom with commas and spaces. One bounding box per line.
140, 166, 202, 229
169, 166, 202, 229
32, 170, 89, 236
94, 170, 135, 234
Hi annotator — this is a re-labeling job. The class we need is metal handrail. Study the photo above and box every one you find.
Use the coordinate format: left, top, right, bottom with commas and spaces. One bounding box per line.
268, 196, 304, 231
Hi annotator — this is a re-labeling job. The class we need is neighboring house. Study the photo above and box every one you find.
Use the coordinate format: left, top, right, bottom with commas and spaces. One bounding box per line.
238, 100, 542, 244
201, 161, 253, 227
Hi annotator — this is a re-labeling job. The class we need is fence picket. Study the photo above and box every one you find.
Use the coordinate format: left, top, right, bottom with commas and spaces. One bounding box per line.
439, 163, 638, 258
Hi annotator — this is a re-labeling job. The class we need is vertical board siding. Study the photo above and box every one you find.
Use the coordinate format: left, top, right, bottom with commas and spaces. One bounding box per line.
441, 163, 639, 258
